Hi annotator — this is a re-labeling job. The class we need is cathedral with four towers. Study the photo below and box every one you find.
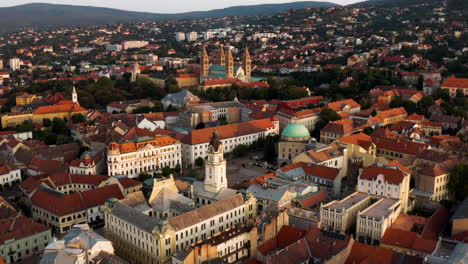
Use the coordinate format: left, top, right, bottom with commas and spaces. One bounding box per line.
199, 45, 252, 89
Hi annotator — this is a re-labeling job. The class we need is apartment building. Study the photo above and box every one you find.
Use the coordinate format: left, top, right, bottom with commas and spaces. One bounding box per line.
172, 224, 254, 264
0, 205, 51, 264
440, 76, 468, 98
356, 163, 411, 212
320, 193, 373, 233
356, 198, 402, 244
30, 184, 125, 234
0, 164, 21, 188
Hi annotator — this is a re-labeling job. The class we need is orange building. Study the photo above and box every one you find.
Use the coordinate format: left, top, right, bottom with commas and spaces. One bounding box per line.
32, 100, 87, 124
441, 76, 468, 98
376, 107, 408, 126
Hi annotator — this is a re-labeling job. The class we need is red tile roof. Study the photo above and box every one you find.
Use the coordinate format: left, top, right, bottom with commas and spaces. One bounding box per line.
360, 165, 407, 185
345, 242, 397, 264
338, 133, 373, 150
257, 226, 306, 256
421, 206, 450, 240
302, 163, 340, 180
30, 184, 124, 216
0, 207, 49, 244
441, 76, 468, 89
376, 107, 408, 120
326, 99, 361, 112
371, 136, 428, 156
33, 102, 87, 115
203, 78, 240, 86
181, 118, 276, 145
322, 118, 354, 134
381, 228, 436, 253
297, 191, 327, 208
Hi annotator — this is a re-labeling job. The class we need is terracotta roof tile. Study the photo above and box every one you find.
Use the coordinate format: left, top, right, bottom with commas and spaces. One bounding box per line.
441, 76, 468, 89
360, 165, 407, 185
33, 102, 87, 115
182, 118, 276, 145
31, 184, 123, 216
326, 99, 361, 112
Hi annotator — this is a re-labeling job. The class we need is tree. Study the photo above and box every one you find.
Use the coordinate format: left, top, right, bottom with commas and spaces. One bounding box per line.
135, 173, 152, 182
232, 144, 249, 157
363, 127, 375, 135
389, 97, 404, 108
71, 114, 86, 124
195, 157, 204, 167
174, 163, 181, 174
311, 108, 341, 139
43, 118, 52, 127
162, 166, 173, 176
52, 118, 66, 134
448, 163, 468, 201
44, 133, 57, 145
263, 136, 276, 163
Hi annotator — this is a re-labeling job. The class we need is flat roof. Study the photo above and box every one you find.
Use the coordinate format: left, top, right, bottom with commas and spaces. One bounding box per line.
324, 193, 369, 211
360, 198, 399, 219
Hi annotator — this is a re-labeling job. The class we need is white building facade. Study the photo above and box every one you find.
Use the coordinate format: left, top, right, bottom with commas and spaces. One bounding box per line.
107, 136, 182, 178
181, 118, 279, 166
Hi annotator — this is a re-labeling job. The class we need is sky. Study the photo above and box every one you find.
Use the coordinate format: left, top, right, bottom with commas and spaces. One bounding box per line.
0, 0, 363, 13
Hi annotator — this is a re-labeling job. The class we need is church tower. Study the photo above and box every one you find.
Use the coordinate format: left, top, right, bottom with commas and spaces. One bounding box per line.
72, 86, 78, 105
219, 44, 226, 66
243, 46, 252, 82
226, 47, 234, 79
130, 62, 140, 83
204, 129, 227, 193
201, 45, 210, 83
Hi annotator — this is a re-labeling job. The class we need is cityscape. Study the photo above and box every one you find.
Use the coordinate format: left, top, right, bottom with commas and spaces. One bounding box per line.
0, 0, 466, 263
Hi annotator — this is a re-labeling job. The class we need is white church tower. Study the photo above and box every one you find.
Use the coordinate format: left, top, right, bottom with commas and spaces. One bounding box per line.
72, 86, 78, 104
204, 129, 227, 193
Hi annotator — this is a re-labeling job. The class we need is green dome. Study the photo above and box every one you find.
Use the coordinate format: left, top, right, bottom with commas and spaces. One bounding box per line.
282, 123, 310, 138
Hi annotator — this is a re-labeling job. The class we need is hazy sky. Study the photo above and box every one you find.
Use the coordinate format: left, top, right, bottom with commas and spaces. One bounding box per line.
0, 0, 363, 13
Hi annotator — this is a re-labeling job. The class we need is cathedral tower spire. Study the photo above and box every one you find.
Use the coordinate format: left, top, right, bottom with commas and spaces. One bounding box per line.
219, 44, 226, 66
243, 46, 252, 82
226, 47, 234, 79
201, 45, 210, 83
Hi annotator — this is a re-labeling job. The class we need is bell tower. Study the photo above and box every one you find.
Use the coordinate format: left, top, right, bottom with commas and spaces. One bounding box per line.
72, 86, 79, 105
219, 44, 226, 66
226, 47, 234, 79
243, 46, 252, 82
201, 45, 210, 83
204, 129, 227, 193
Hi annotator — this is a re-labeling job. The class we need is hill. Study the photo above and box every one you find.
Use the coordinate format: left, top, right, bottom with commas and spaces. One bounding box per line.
0, 2, 337, 33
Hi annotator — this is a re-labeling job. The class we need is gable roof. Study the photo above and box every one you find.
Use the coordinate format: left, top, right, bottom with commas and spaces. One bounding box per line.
167, 193, 244, 231
360, 165, 407, 185
181, 118, 275, 145
30, 184, 124, 216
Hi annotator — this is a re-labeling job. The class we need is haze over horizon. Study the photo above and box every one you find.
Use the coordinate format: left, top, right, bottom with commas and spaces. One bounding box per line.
0, 0, 363, 13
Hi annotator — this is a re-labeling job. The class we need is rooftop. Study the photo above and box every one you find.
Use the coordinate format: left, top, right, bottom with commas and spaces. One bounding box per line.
324, 192, 370, 211
360, 198, 399, 219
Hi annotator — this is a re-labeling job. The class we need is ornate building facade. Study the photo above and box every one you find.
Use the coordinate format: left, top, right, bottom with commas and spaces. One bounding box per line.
199, 45, 252, 89
107, 135, 182, 178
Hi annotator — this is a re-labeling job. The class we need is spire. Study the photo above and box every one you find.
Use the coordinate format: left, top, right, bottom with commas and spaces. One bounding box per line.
219, 44, 226, 66
210, 129, 221, 152
72, 86, 78, 104
226, 46, 234, 79
243, 46, 252, 82
201, 45, 210, 82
